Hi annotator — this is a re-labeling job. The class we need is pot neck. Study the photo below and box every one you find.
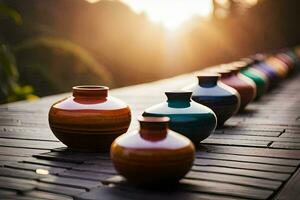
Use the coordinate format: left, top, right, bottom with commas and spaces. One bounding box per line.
138, 116, 169, 141
72, 86, 108, 99
165, 91, 192, 108
197, 73, 220, 87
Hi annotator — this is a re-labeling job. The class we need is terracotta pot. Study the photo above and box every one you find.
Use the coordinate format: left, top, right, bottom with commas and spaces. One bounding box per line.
184, 73, 240, 128
143, 91, 216, 147
110, 116, 195, 185
49, 85, 131, 152
219, 68, 256, 112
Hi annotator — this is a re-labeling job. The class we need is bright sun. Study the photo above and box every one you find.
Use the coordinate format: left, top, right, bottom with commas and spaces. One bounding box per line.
122, 0, 213, 30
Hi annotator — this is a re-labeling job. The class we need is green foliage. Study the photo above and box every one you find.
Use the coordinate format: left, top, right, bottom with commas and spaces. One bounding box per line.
0, 3, 22, 25
13, 36, 113, 96
0, 44, 36, 103
0, 3, 36, 103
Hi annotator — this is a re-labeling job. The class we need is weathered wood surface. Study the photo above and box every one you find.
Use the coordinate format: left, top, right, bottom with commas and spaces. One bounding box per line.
0, 70, 299, 200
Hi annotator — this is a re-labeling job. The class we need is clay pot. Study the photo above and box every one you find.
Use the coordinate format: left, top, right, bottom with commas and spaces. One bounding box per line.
184, 73, 240, 128
251, 55, 280, 89
232, 60, 269, 100
241, 67, 269, 100
265, 57, 289, 78
48, 85, 131, 152
143, 91, 216, 147
219, 68, 256, 112
110, 116, 195, 185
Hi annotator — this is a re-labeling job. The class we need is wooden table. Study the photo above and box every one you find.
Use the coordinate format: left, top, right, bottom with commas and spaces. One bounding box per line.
0, 70, 299, 200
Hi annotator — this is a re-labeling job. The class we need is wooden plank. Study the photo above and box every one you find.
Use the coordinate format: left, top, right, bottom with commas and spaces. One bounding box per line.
202, 145, 300, 159
25, 191, 72, 200
202, 138, 270, 147
191, 166, 290, 181
185, 171, 282, 190
40, 176, 102, 190
59, 170, 114, 181
0, 146, 49, 157
23, 158, 77, 169
196, 152, 300, 166
0, 167, 48, 180
271, 142, 300, 150
0, 138, 65, 150
210, 134, 300, 143
194, 158, 295, 173
181, 179, 273, 200
5, 162, 65, 175
0, 176, 37, 192
77, 184, 248, 200
275, 168, 300, 200
36, 182, 86, 197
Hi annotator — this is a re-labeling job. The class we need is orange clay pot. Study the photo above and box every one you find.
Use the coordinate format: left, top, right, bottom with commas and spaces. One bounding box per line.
49, 86, 131, 152
110, 116, 195, 185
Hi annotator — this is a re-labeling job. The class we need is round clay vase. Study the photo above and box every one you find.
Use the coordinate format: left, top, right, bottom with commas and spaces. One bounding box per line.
232, 60, 269, 100
48, 86, 131, 152
241, 67, 269, 100
251, 55, 280, 89
143, 91, 217, 147
184, 73, 240, 128
110, 116, 195, 185
265, 56, 289, 78
219, 68, 256, 112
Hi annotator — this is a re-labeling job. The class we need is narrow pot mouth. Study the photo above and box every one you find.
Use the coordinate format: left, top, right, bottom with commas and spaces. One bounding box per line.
138, 116, 169, 140
72, 85, 109, 98
165, 91, 192, 101
197, 72, 220, 87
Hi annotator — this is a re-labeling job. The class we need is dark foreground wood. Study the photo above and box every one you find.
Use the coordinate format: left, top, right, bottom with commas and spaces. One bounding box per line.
0, 71, 299, 200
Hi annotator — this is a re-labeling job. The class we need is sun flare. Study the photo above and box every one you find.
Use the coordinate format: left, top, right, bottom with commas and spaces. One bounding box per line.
122, 0, 213, 30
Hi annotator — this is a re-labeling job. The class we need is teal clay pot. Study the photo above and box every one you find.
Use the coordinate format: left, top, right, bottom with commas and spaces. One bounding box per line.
240, 68, 269, 100
143, 91, 217, 147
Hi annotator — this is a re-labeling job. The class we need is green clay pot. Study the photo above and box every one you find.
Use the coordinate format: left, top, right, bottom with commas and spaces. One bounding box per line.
240, 68, 269, 100
143, 91, 217, 147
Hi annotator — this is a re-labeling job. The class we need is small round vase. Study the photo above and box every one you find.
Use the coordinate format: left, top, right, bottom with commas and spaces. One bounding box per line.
143, 91, 217, 147
219, 68, 256, 112
48, 86, 131, 152
184, 73, 240, 128
233, 60, 269, 100
111, 116, 195, 185
251, 55, 280, 89
265, 56, 289, 78
241, 67, 269, 100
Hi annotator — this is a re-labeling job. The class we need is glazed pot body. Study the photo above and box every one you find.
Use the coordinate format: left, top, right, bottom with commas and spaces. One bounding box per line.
240, 68, 269, 100
220, 72, 256, 112
184, 74, 240, 128
265, 57, 289, 78
49, 86, 131, 152
111, 117, 195, 185
143, 92, 217, 147
252, 63, 279, 89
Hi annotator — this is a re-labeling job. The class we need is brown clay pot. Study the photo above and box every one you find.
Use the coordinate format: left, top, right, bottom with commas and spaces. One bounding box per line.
48, 85, 131, 152
110, 116, 195, 185
219, 68, 256, 112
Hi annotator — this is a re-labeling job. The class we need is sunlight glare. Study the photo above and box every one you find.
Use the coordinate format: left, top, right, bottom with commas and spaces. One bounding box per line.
122, 0, 213, 30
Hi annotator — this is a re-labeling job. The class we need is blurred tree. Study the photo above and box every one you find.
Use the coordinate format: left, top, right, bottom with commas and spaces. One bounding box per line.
13, 36, 114, 96
0, 3, 36, 103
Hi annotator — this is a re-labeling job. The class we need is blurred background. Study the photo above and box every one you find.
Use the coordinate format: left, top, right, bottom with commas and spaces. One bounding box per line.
0, 0, 300, 103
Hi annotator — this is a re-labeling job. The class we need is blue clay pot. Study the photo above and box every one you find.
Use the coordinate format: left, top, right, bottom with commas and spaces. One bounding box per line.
184, 73, 240, 128
143, 91, 217, 147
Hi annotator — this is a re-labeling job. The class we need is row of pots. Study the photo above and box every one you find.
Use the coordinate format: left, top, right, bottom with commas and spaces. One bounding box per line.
48, 48, 300, 185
